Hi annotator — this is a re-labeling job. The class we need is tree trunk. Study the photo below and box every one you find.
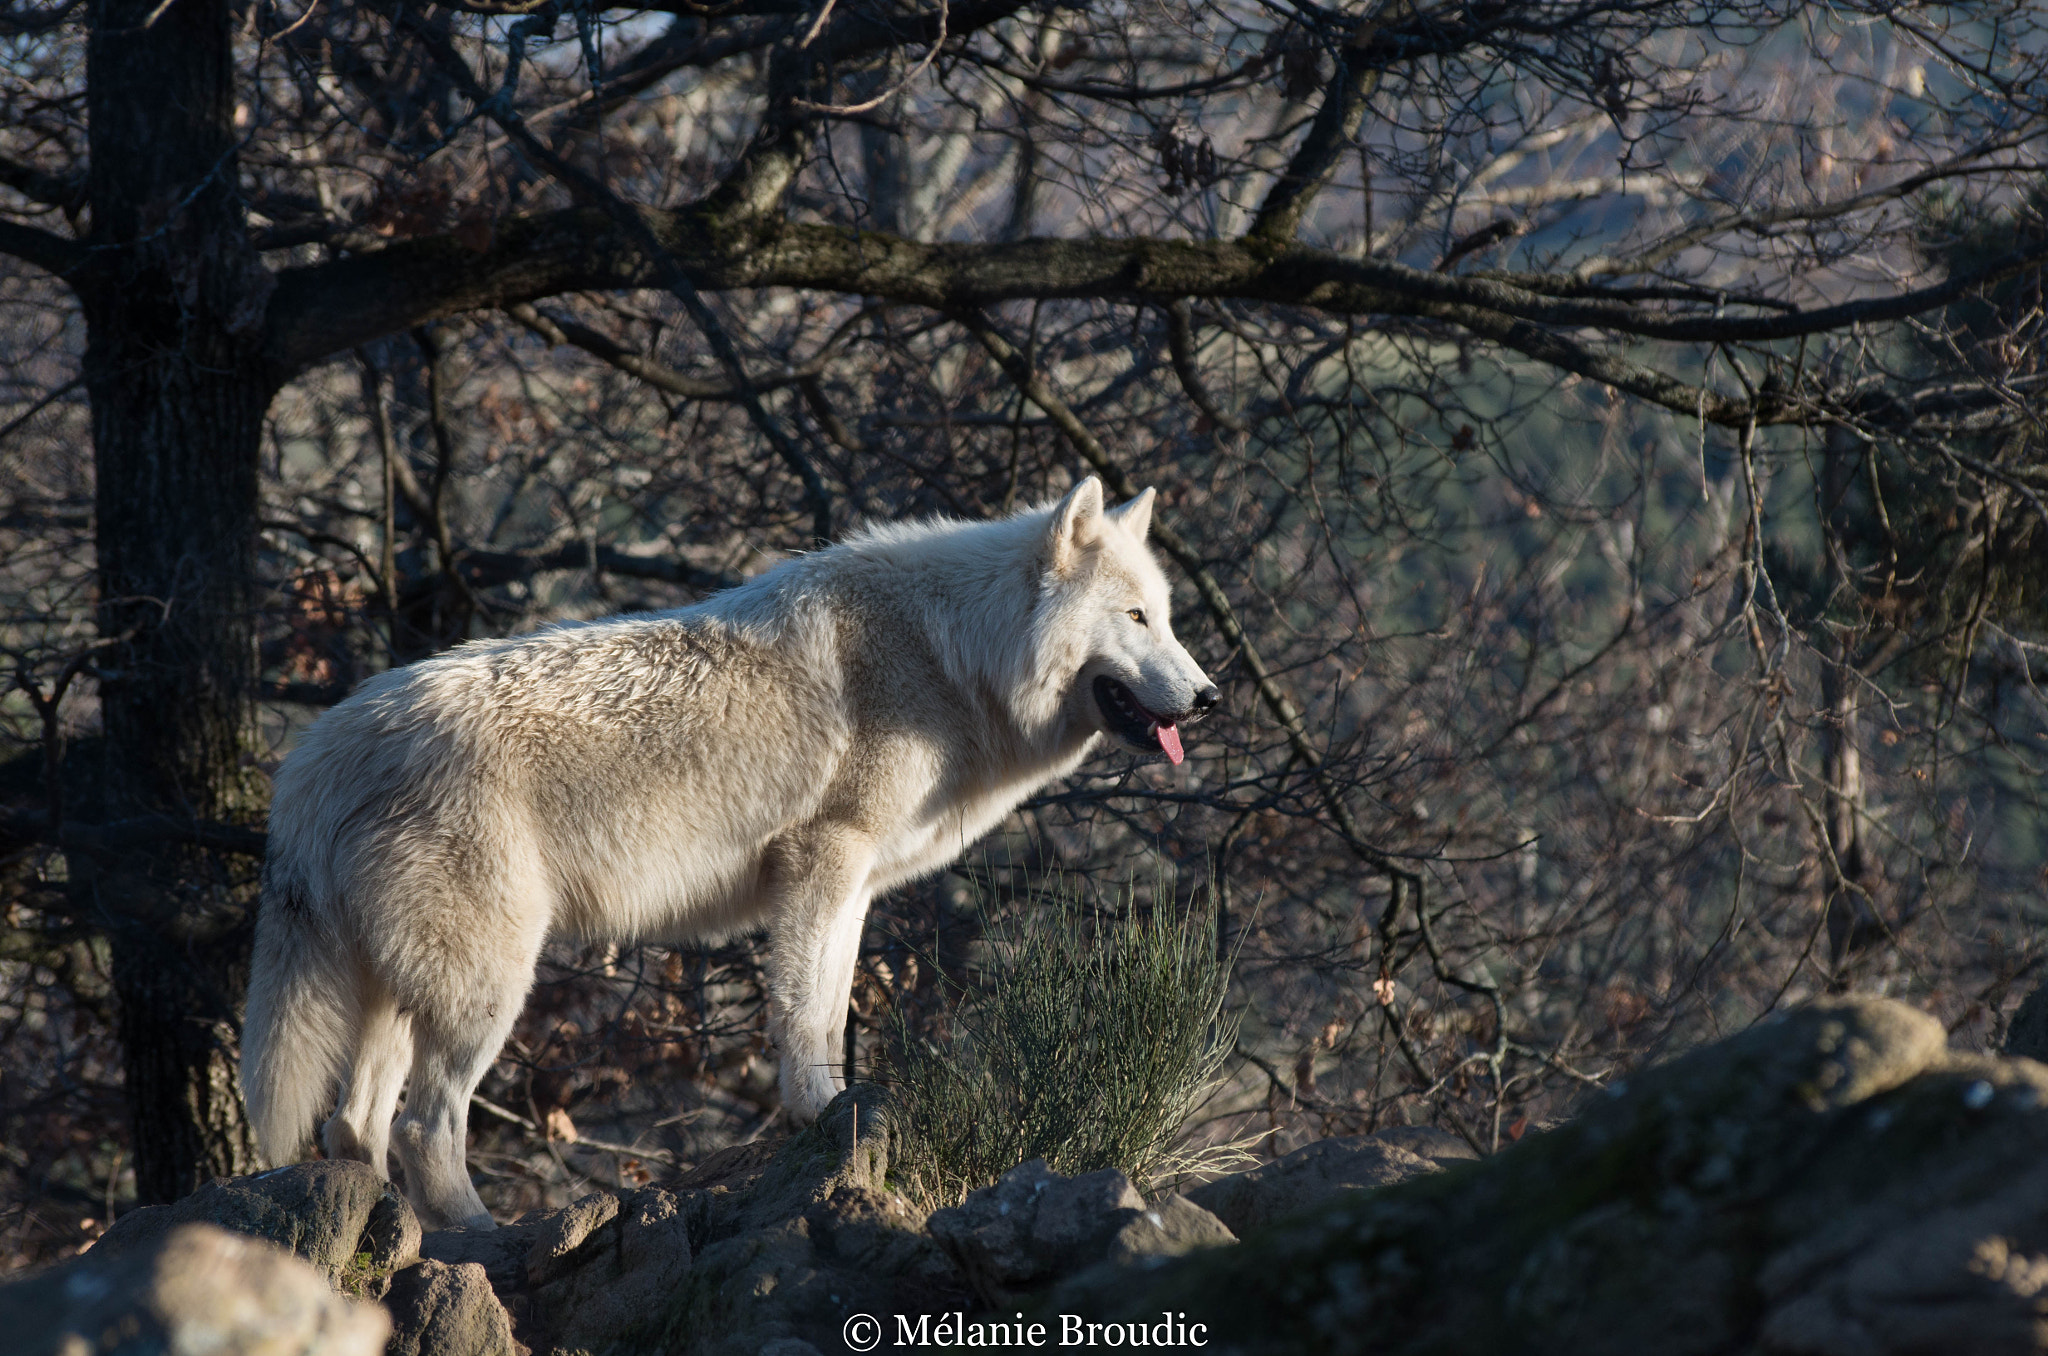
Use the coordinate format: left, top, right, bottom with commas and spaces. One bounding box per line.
79, 0, 277, 1202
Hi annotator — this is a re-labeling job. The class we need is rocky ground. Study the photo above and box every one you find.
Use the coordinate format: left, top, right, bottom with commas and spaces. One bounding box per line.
11, 996, 2048, 1354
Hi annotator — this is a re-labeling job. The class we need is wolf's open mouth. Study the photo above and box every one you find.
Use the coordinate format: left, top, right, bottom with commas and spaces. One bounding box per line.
1093, 675, 1184, 765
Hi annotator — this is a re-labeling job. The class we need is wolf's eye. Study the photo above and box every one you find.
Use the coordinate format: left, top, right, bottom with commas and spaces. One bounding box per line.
1127, 608, 1148, 626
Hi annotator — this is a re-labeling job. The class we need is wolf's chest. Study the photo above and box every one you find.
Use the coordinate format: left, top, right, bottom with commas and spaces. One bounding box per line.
867, 791, 1021, 892
868, 743, 1092, 892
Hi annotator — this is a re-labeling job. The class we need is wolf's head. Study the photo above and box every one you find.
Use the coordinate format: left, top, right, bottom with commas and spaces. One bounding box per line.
1037, 477, 1219, 765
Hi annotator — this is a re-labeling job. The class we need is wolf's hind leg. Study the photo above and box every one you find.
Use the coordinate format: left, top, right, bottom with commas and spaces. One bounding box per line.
322, 983, 411, 1176
391, 964, 532, 1232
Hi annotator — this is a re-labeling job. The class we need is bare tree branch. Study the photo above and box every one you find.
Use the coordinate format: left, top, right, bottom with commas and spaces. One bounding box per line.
457, 540, 743, 593
1164, 300, 1248, 434
0, 218, 84, 277
270, 217, 2048, 427
507, 302, 826, 400
0, 154, 85, 213
1249, 18, 1386, 242
0, 810, 267, 860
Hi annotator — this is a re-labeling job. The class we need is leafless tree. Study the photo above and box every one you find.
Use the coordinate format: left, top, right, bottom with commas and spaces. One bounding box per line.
4, 0, 2047, 1261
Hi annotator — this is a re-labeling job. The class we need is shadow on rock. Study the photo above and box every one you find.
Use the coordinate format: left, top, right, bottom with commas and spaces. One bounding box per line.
1055, 997, 2048, 1355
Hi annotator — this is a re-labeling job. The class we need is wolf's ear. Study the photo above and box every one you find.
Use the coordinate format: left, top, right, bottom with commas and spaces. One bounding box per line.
1047, 476, 1106, 572
1106, 487, 1155, 542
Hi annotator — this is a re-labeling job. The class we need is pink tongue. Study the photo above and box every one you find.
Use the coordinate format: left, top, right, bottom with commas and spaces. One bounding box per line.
1157, 722, 1184, 766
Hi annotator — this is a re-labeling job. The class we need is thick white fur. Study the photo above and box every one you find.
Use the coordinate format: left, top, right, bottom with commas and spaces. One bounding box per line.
240, 478, 1213, 1229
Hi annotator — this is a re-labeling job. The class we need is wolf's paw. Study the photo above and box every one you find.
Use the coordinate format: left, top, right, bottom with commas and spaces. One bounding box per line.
781, 1063, 845, 1124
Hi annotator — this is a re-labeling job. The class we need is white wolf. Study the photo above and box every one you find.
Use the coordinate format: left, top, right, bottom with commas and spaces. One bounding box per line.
240, 477, 1217, 1229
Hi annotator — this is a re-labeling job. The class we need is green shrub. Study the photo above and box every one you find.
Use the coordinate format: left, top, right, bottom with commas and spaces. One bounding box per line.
883, 875, 1240, 1207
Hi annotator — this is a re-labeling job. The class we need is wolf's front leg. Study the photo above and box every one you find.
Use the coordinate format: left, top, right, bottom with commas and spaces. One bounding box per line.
762, 829, 876, 1122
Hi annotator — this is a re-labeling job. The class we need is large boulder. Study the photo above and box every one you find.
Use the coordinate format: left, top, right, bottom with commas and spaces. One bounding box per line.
658, 1084, 970, 1356
1054, 998, 2048, 1355
0, 1221, 389, 1356
1184, 1134, 1444, 1236
92, 1160, 421, 1294
930, 1158, 1234, 1306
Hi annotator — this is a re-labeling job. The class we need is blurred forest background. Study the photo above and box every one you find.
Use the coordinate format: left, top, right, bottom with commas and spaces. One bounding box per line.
3, 0, 2047, 1269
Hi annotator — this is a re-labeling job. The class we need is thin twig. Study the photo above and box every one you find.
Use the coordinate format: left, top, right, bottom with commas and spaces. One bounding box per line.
792, 0, 948, 115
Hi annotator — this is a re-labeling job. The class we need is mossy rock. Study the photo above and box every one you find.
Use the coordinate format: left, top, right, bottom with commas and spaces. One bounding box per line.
91, 1159, 421, 1294
1058, 999, 2048, 1355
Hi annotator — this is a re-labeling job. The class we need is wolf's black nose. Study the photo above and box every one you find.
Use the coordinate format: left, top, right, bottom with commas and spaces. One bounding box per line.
1188, 685, 1220, 722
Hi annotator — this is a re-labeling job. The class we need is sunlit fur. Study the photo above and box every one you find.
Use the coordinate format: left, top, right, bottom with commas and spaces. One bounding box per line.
239, 476, 1213, 1229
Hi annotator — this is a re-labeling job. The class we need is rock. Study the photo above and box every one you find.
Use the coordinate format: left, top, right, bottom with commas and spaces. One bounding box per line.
530, 1187, 696, 1354
0, 1221, 389, 1356
382, 1260, 514, 1356
928, 1158, 1231, 1305
418, 1216, 553, 1349
1029, 1165, 1146, 1253
805, 1185, 947, 1279
521, 1191, 622, 1287
1107, 1194, 1237, 1264
19, 1088, 961, 1356
401, 1087, 951, 1356
926, 1159, 1124, 1305
414, 1186, 713, 1354
1185, 1135, 1442, 1236
1367, 1125, 1480, 1164
93, 1160, 421, 1294
736, 1083, 898, 1230
419, 1223, 537, 1296
157, 1089, 955, 1356
2007, 978, 2048, 1062
663, 1085, 969, 1356
670, 1138, 785, 1194
1059, 998, 2048, 1355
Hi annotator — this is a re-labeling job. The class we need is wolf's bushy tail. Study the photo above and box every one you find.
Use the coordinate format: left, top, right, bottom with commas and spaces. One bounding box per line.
241, 878, 357, 1165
